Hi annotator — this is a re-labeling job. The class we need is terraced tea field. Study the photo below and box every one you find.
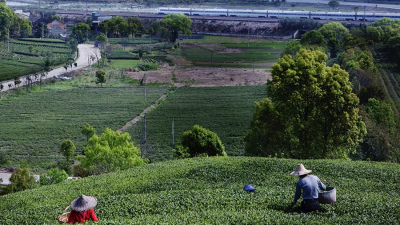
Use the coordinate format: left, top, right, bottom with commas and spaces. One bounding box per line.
0, 86, 169, 169
1, 157, 399, 224
0, 39, 73, 81
126, 86, 266, 161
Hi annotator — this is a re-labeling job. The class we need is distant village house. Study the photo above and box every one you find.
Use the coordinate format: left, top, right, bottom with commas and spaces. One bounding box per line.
47, 20, 67, 37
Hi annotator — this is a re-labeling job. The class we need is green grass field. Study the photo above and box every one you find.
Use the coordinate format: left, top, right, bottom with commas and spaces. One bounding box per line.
180, 41, 287, 66
0, 86, 170, 169
109, 59, 141, 69
126, 86, 266, 162
1, 157, 399, 224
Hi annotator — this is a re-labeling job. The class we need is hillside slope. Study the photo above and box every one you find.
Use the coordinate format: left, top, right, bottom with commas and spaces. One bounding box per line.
1, 157, 399, 224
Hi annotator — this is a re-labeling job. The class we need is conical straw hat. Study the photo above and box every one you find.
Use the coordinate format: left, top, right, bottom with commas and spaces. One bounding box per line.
290, 163, 312, 176
70, 195, 97, 212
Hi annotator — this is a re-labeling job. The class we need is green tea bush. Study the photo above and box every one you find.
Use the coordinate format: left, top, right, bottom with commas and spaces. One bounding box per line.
174, 125, 227, 158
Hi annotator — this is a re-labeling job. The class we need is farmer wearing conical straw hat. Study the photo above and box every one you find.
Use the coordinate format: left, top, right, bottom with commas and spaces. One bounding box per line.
291, 164, 326, 213
67, 195, 99, 223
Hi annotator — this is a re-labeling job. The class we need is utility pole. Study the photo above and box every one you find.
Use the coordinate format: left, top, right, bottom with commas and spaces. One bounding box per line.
172, 117, 174, 145
144, 114, 147, 142
364, 5, 366, 24
7, 30, 9, 53
42, 23, 44, 39
247, 27, 249, 48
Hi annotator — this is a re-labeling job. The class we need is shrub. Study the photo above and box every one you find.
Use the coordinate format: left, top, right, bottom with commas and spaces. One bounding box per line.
72, 164, 91, 177
173, 125, 227, 158
39, 168, 68, 185
76, 128, 145, 175
3, 168, 36, 194
137, 63, 159, 71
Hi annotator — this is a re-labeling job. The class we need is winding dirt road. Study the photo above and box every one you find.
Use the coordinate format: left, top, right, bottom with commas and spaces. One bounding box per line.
0, 44, 100, 92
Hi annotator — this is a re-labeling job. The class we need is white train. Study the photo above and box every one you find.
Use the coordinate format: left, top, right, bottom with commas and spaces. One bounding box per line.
158, 7, 400, 21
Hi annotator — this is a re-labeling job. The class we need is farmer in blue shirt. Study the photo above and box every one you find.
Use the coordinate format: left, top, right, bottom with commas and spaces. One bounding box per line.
291, 163, 326, 213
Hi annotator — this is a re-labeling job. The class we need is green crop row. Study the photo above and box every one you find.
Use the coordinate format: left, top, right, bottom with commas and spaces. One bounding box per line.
18, 38, 66, 43
126, 86, 266, 162
0, 86, 170, 170
1, 157, 399, 224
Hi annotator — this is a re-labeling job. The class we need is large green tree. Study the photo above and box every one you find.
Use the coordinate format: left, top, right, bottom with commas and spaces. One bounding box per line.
95, 32, 108, 48
319, 22, 349, 57
328, 0, 339, 10
161, 13, 192, 42
0, 3, 15, 40
245, 49, 366, 159
72, 22, 90, 43
77, 128, 145, 174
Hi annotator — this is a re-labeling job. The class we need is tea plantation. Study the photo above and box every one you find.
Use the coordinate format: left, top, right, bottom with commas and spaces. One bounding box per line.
1, 157, 399, 224
0, 39, 73, 81
126, 86, 266, 161
0, 86, 169, 169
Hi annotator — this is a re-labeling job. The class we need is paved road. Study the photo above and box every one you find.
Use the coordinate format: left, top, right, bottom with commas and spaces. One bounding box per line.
0, 44, 100, 92
0, 173, 11, 185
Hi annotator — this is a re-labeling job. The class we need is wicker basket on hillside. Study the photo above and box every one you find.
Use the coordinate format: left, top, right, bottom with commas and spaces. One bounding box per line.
318, 186, 336, 204
58, 205, 70, 224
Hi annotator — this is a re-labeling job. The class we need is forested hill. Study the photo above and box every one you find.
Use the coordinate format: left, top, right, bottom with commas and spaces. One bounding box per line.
1, 157, 399, 224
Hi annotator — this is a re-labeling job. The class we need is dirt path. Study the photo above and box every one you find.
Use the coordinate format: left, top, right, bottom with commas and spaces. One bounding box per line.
118, 92, 169, 132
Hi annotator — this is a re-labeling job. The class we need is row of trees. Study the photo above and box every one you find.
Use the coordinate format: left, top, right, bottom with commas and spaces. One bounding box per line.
246, 19, 400, 162
0, 3, 32, 40
95, 14, 192, 42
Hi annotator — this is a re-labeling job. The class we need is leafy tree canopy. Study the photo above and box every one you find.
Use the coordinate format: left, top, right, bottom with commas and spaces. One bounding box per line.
246, 49, 366, 159
4, 168, 36, 194
300, 30, 327, 47
39, 168, 68, 185
161, 13, 192, 42
95, 33, 108, 48
72, 22, 90, 43
281, 41, 303, 58
81, 123, 96, 142
319, 22, 349, 41
77, 128, 145, 174
0, 3, 16, 39
174, 125, 227, 158
328, 0, 339, 10
60, 139, 76, 161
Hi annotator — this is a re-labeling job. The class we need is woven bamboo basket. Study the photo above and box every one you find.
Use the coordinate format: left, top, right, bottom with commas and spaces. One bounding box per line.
318, 186, 336, 204
58, 205, 70, 224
